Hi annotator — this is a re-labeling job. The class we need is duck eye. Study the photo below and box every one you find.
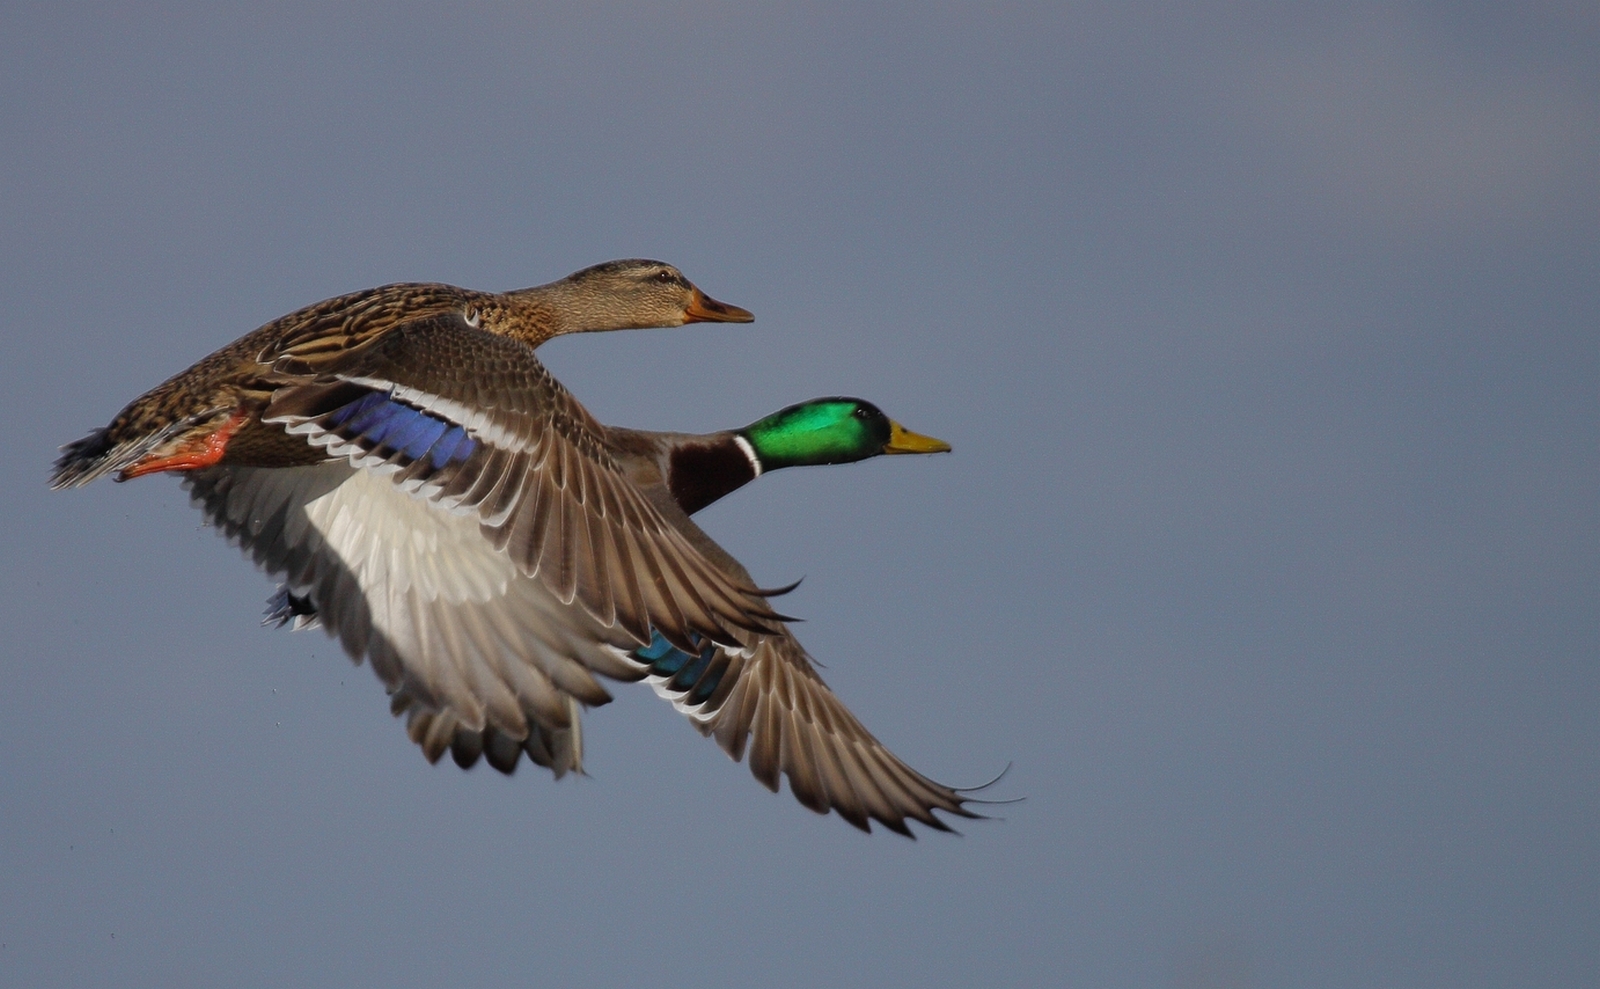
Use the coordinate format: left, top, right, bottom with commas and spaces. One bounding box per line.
654, 270, 677, 284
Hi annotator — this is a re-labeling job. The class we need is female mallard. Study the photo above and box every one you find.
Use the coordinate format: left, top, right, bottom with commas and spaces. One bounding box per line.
257, 397, 972, 834
53, 264, 785, 682
49, 258, 752, 488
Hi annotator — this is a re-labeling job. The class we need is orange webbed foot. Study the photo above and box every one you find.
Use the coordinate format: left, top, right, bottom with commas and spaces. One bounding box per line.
118, 410, 251, 480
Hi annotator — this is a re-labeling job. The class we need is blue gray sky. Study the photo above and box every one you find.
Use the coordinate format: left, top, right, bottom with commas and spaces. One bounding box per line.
3, 3, 1596, 987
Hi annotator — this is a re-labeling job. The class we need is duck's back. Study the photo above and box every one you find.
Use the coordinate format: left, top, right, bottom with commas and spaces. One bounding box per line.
51, 282, 485, 487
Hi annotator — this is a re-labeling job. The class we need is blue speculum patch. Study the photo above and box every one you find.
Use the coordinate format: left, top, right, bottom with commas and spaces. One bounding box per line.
327, 391, 388, 430
429, 426, 474, 468
635, 631, 725, 704
327, 390, 477, 467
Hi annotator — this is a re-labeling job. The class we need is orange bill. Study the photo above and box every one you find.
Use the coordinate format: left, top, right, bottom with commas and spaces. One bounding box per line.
683, 287, 754, 323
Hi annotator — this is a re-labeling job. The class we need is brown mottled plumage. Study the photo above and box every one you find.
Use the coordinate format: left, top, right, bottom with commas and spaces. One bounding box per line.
252, 314, 789, 652
49, 259, 751, 488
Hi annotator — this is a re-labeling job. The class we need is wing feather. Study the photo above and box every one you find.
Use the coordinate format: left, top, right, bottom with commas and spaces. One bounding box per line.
184, 311, 980, 833
182, 462, 627, 781
608, 499, 980, 834
262, 313, 784, 653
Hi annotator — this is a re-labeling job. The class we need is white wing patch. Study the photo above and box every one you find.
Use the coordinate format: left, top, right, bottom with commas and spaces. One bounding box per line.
300, 467, 513, 606
647, 675, 723, 724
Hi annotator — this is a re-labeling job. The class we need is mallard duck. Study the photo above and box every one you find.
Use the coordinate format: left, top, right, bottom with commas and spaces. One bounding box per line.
49, 259, 752, 489
258, 397, 972, 834
53, 280, 979, 833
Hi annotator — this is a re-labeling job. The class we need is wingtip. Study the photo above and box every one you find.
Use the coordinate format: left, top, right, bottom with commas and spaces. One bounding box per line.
758, 576, 805, 598
948, 762, 1025, 815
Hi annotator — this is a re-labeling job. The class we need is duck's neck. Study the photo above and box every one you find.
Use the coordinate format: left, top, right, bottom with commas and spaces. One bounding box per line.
666, 435, 762, 516
663, 406, 876, 515
498, 280, 654, 343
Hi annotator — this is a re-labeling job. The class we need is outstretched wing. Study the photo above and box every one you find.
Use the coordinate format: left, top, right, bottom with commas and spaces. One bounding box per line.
403, 618, 981, 835
629, 619, 981, 837
185, 462, 633, 778
421, 481, 982, 834
263, 312, 787, 654
625, 496, 979, 835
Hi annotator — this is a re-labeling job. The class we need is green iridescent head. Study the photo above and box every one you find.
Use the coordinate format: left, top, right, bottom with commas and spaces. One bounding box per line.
739, 398, 952, 472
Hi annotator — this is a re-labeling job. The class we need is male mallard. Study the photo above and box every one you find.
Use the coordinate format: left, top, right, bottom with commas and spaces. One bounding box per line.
578, 401, 974, 835
261, 397, 972, 834
50, 259, 752, 488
